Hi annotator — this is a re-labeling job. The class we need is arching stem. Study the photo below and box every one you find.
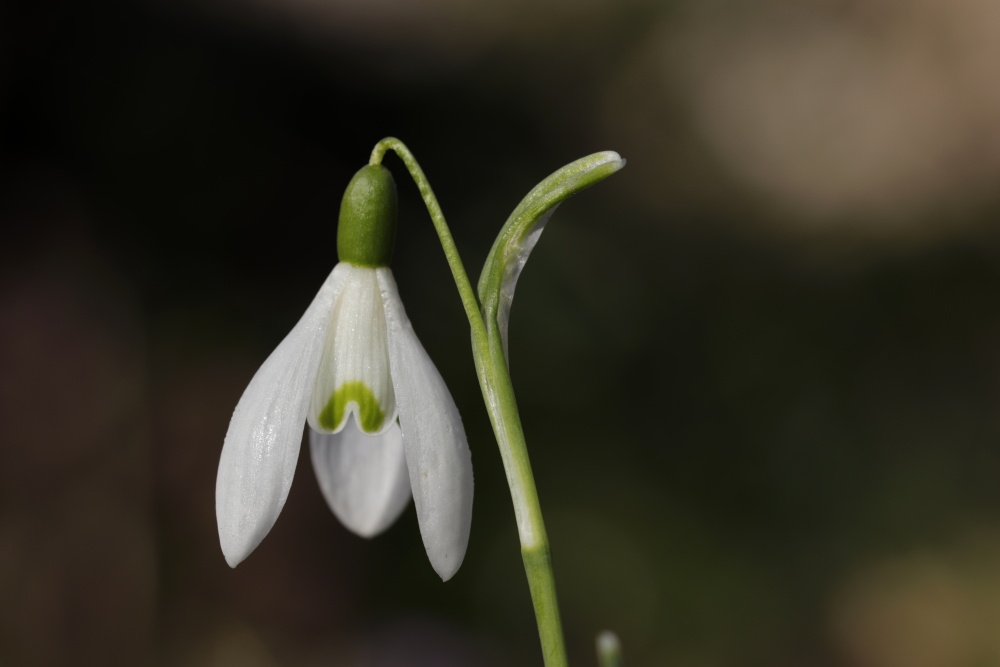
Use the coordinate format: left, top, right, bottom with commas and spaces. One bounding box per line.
371, 137, 568, 667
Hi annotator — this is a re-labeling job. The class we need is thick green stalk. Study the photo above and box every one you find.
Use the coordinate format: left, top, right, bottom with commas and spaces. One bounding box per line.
479, 305, 567, 667
371, 137, 568, 667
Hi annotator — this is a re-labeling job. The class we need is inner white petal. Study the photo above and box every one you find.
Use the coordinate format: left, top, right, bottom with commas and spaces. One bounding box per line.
309, 418, 412, 539
308, 264, 397, 435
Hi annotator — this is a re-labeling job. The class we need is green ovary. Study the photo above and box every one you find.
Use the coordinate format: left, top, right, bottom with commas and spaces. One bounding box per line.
318, 381, 386, 433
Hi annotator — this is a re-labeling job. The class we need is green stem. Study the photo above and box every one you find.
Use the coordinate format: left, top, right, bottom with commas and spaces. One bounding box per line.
480, 309, 566, 667
371, 137, 568, 667
369, 139, 484, 346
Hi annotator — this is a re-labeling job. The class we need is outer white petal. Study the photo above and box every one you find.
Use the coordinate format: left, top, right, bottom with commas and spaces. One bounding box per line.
309, 420, 412, 538
308, 264, 397, 435
377, 269, 474, 581
216, 264, 348, 567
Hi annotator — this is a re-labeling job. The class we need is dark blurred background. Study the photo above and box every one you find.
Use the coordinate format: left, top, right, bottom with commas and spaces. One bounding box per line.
3, 1, 1000, 665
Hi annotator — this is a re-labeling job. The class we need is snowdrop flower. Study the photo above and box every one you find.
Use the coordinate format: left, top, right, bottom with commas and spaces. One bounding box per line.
216, 165, 473, 581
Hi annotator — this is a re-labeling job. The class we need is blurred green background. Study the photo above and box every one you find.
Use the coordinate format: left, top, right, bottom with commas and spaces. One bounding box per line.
3, 1, 1000, 665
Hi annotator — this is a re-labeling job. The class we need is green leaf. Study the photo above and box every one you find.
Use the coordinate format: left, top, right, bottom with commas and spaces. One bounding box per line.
477, 151, 625, 357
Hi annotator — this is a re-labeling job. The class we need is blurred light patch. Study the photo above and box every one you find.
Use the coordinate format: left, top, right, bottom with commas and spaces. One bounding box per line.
669, 0, 1000, 230
831, 534, 1000, 667
201, 626, 280, 667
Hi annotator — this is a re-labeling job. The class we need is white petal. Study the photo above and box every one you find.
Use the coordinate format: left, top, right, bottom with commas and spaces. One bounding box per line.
377, 269, 474, 581
308, 264, 397, 435
309, 419, 412, 538
216, 264, 348, 567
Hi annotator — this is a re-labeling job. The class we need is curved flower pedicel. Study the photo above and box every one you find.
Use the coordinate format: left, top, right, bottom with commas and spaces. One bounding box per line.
215, 164, 473, 581
367, 140, 625, 667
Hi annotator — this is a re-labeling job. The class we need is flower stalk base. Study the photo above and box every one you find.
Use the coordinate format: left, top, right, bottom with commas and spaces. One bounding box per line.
524, 544, 568, 667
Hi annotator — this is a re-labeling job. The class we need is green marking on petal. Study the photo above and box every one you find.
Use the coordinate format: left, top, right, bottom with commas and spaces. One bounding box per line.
318, 380, 386, 433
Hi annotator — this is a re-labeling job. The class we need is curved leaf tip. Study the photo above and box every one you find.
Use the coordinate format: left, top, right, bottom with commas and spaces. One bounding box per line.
477, 151, 625, 358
